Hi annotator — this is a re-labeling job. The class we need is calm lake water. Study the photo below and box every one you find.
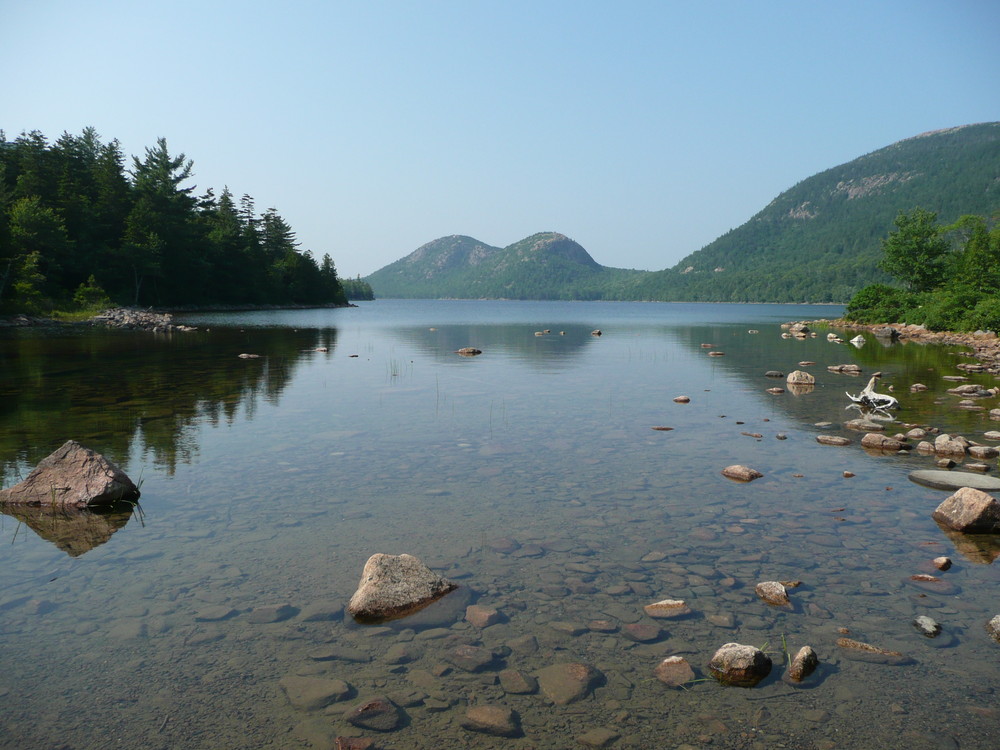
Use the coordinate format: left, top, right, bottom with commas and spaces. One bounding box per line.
1, 300, 998, 749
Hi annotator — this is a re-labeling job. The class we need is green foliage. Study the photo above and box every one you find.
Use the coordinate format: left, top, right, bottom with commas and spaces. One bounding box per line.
72, 274, 111, 310
0, 127, 349, 313
846, 209, 1000, 332
877, 208, 949, 291
341, 276, 375, 300
844, 283, 923, 324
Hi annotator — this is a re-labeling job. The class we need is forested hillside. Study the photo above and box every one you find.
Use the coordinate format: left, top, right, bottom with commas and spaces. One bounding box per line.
627, 122, 1000, 302
0, 128, 348, 313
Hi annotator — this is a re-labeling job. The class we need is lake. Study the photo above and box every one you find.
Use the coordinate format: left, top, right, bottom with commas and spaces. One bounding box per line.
1, 300, 998, 749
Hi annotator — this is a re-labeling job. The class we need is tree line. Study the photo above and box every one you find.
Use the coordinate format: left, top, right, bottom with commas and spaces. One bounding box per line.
0, 128, 371, 313
845, 207, 1000, 331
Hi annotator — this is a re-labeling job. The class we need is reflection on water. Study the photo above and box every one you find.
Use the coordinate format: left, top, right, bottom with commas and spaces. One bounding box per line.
1, 301, 999, 749
1, 501, 137, 557
0, 326, 338, 484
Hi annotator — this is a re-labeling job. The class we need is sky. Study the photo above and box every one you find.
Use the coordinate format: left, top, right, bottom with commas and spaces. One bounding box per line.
2, 1, 998, 278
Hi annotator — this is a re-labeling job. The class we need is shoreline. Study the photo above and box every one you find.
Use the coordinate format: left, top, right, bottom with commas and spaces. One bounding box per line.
804, 318, 1000, 372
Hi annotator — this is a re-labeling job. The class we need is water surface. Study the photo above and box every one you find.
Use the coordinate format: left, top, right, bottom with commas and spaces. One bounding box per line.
1, 301, 998, 749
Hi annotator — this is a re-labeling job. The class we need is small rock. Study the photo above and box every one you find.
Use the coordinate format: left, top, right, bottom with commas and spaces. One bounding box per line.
835, 638, 911, 665
785, 646, 819, 683
499, 669, 538, 694
913, 615, 942, 638
817, 435, 852, 446
643, 599, 691, 619
786, 370, 815, 385
910, 383, 929, 392
465, 605, 500, 628
535, 663, 603, 705
653, 655, 695, 687
707, 643, 772, 687
576, 727, 621, 748
444, 644, 496, 672
455, 347, 482, 355
754, 581, 790, 607
343, 696, 402, 732
673, 395, 690, 403
621, 622, 663, 642
861, 433, 905, 452
348, 553, 457, 623
721, 465, 763, 482
248, 603, 297, 623
986, 615, 1000, 642
280, 676, 352, 711
932, 556, 952, 571
461, 705, 521, 737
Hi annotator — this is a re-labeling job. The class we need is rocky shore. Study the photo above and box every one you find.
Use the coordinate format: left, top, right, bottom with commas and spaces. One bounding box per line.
807, 318, 1000, 372
88, 307, 197, 333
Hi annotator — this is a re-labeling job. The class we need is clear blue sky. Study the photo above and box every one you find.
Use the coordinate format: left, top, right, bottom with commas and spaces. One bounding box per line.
2, 0, 998, 277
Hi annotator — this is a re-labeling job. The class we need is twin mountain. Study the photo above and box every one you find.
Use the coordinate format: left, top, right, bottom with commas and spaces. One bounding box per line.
365, 123, 1000, 303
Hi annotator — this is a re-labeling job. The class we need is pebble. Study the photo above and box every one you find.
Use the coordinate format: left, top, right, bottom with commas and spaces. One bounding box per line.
643, 599, 692, 619
913, 615, 942, 638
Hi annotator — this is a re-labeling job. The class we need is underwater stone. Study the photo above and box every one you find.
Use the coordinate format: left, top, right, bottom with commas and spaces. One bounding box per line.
708, 643, 772, 687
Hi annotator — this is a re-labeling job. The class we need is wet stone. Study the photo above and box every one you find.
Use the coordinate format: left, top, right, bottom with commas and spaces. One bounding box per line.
445, 644, 496, 672
465, 604, 500, 628
299, 602, 344, 622
653, 655, 695, 687
247, 603, 297, 624
195, 605, 237, 622
755, 581, 790, 607
308, 645, 370, 663
708, 643, 772, 687
785, 646, 819, 683
279, 676, 353, 711
343, 696, 402, 732
836, 638, 912, 665
461, 705, 521, 737
643, 599, 691, 619
621, 622, 663, 643
499, 668, 538, 694
536, 662, 604, 705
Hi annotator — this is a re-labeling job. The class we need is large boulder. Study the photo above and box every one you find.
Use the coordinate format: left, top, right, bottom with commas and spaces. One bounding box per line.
708, 643, 772, 687
932, 487, 1000, 533
0, 441, 139, 509
347, 553, 457, 623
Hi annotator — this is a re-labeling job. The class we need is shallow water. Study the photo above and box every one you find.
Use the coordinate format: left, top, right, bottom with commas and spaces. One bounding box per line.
1, 301, 998, 749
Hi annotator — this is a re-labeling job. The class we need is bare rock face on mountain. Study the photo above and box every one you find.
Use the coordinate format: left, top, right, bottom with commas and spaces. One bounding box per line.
347, 553, 457, 623
0, 441, 140, 509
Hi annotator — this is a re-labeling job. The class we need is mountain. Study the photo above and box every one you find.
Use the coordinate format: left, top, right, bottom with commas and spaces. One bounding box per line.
366, 232, 645, 299
366, 123, 1000, 302
627, 122, 1000, 302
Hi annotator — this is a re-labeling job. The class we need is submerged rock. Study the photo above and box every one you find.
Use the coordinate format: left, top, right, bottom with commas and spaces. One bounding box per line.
347, 553, 457, 623
343, 696, 402, 732
535, 662, 604, 705
279, 676, 353, 711
909, 470, 1000, 493
653, 655, 695, 687
836, 638, 911, 665
708, 643, 772, 687
0, 440, 139, 509
461, 705, 521, 737
643, 598, 692, 619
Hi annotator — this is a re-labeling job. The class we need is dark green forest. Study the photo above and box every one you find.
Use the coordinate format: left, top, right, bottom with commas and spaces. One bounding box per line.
0, 128, 351, 313
845, 207, 1000, 332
